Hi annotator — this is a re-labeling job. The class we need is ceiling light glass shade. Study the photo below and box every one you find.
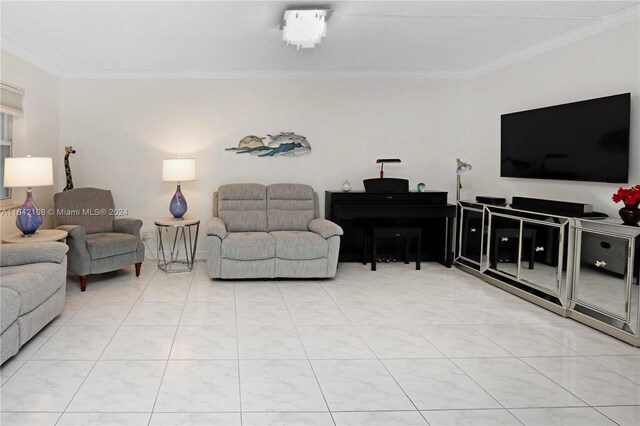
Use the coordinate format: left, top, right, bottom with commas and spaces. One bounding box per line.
282, 9, 328, 49
162, 158, 196, 182
4, 156, 54, 187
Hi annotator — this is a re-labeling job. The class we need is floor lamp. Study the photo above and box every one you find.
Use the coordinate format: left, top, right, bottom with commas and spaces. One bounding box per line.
456, 158, 472, 201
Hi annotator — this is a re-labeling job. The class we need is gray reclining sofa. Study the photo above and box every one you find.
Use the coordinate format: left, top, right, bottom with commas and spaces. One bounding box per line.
206, 183, 343, 279
1, 242, 68, 365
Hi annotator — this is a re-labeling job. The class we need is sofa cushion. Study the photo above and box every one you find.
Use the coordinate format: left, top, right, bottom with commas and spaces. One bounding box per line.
221, 232, 275, 261
0, 287, 20, 333
267, 184, 317, 232
218, 184, 267, 232
0, 264, 64, 316
86, 232, 139, 259
271, 231, 328, 260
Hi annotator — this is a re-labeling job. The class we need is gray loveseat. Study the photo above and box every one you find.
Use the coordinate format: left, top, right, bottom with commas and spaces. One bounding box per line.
1, 242, 68, 365
206, 183, 343, 279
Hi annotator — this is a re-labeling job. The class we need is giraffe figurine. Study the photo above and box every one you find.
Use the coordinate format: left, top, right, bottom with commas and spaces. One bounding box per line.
63, 146, 76, 191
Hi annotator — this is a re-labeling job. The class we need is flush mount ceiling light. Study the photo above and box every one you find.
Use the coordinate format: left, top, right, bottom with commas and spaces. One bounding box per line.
282, 9, 330, 50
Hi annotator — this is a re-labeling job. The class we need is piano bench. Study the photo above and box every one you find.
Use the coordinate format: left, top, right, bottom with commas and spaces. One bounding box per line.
362, 227, 422, 271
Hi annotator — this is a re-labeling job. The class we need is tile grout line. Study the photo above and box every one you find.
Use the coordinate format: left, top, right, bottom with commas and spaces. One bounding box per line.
372, 272, 523, 421
323, 270, 432, 422
587, 354, 640, 385
147, 264, 196, 425
516, 356, 612, 408
233, 273, 243, 426
278, 280, 337, 426
592, 406, 629, 426
350, 275, 481, 424
54, 267, 157, 425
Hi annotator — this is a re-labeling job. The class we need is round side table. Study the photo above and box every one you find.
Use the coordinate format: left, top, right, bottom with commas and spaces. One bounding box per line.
2, 229, 68, 244
154, 216, 200, 273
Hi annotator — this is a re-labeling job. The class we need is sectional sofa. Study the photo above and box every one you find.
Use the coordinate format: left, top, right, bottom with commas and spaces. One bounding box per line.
0, 242, 68, 364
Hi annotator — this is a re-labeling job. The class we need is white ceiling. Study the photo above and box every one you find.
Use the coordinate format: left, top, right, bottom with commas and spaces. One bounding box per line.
1, 1, 638, 78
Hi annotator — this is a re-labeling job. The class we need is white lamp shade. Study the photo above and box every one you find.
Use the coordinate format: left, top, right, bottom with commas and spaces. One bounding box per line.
3, 156, 54, 187
162, 158, 196, 182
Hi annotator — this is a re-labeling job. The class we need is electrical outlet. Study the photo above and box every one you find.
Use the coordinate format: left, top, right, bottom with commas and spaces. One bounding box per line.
142, 230, 150, 240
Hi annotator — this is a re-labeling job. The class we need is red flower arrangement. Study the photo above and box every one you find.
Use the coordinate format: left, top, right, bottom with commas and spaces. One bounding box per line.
612, 185, 640, 206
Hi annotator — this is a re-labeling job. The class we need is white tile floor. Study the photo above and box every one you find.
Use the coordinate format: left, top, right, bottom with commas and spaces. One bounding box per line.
1, 260, 639, 426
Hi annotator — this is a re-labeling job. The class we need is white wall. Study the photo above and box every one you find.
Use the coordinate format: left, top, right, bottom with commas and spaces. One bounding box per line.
0, 51, 60, 236
467, 21, 639, 216
2, 19, 638, 248
59, 78, 468, 252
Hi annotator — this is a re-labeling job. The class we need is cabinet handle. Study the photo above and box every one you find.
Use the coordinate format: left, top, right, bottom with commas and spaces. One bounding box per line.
501, 237, 509, 242
471, 228, 477, 232
595, 260, 607, 268
535, 246, 544, 252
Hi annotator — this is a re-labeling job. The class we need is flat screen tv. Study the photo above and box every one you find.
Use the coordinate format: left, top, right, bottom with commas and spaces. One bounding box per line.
501, 93, 630, 183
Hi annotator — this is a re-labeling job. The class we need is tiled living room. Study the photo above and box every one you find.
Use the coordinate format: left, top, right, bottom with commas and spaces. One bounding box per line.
1, 2, 639, 426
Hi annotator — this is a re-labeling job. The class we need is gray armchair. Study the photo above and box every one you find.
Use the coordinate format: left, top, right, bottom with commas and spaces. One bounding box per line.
54, 187, 144, 291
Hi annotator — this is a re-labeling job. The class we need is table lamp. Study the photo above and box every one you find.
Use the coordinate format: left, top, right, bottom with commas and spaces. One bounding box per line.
3, 156, 54, 235
162, 158, 196, 219
376, 158, 401, 178
456, 158, 472, 201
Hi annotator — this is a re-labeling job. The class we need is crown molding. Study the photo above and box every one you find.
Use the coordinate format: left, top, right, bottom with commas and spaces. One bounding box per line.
1, 37, 64, 78
467, 3, 640, 78
59, 69, 469, 80
2, 3, 638, 81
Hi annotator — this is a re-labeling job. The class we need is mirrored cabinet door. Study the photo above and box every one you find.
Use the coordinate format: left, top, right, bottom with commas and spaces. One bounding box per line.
459, 208, 484, 266
519, 221, 564, 297
573, 230, 630, 321
488, 216, 522, 279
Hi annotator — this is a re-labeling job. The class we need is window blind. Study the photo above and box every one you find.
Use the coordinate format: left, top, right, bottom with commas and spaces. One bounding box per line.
0, 82, 24, 117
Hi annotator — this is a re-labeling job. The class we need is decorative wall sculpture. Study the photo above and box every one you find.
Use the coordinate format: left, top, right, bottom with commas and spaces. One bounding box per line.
226, 132, 311, 157
63, 146, 76, 191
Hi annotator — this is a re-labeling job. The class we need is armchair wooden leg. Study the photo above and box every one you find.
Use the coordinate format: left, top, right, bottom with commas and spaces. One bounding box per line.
135, 262, 142, 277
79, 275, 87, 292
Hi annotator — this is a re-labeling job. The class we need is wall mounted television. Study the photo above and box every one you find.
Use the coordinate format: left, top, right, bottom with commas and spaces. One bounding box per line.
501, 93, 631, 183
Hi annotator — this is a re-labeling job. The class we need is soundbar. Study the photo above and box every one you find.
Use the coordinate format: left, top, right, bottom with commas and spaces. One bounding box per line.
511, 197, 593, 216
476, 196, 507, 206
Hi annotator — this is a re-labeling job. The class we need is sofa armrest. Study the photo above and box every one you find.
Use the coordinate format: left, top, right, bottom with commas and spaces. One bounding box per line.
57, 225, 86, 241
114, 217, 143, 238
205, 217, 227, 240
309, 219, 343, 239
56, 225, 91, 276
0, 242, 68, 267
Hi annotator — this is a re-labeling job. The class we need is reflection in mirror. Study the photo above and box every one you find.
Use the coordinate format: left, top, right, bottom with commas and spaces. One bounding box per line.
574, 231, 629, 320
460, 208, 484, 265
519, 223, 563, 296
480, 212, 490, 271
489, 216, 522, 278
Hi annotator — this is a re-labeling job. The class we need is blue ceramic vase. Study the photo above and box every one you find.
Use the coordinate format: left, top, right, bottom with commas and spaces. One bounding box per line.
16, 190, 43, 235
169, 184, 187, 219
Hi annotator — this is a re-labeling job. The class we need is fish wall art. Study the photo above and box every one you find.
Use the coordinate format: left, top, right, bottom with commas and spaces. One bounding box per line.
226, 132, 311, 157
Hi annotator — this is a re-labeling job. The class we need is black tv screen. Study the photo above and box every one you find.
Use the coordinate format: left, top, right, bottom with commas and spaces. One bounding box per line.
501, 93, 630, 183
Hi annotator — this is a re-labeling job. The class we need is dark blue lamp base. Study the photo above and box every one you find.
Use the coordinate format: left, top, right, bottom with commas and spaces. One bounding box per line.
169, 184, 188, 219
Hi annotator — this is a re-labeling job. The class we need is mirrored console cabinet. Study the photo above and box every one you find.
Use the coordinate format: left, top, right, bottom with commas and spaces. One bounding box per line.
456, 201, 640, 347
